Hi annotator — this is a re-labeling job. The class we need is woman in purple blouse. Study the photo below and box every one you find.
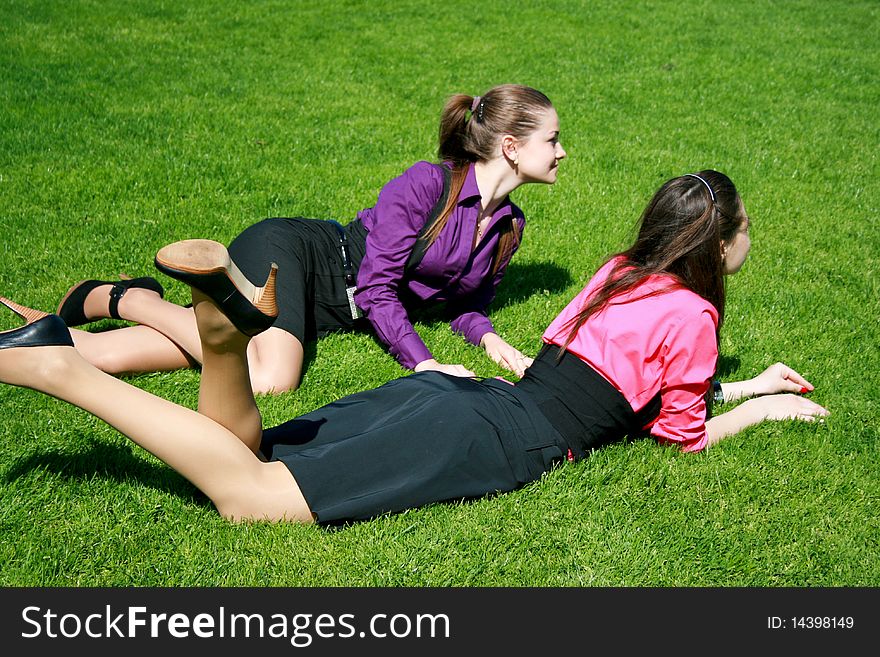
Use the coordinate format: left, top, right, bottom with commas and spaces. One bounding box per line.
6, 84, 566, 394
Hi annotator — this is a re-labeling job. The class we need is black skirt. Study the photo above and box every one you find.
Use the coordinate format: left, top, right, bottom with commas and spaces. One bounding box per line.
227, 217, 369, 343
260, 346, 650, 525
260, 372, 568, 524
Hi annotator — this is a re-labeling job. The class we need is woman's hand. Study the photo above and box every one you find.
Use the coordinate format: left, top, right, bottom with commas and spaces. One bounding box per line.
748, 362, 815, 396
480, 332, 534, 378
414, 358, 475, 378
720, 362, 815, 402
706, 392, 829, 447
745, 393, 830, 422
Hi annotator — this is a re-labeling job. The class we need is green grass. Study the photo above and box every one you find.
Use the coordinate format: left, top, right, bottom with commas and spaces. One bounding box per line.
0, 0, 877, 586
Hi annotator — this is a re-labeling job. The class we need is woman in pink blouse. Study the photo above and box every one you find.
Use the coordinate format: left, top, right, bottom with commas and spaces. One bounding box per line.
0, 170, 828, 524
2, 84, 565, 394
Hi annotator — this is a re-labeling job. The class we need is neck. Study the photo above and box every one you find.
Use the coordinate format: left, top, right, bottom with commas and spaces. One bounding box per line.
473, 158, 521, 214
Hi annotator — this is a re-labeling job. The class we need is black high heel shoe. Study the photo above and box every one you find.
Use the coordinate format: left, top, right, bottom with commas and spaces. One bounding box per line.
0, 297, 73, 349
57, 276, 165, 327
154, 239, 278, 337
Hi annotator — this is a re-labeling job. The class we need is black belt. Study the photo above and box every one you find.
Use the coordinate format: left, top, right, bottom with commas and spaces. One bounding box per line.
515, 344, 660, 459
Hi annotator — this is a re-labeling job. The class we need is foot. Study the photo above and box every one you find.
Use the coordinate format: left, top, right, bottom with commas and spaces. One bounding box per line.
0, 343, 74, 390
191, 289, 249, 350
80, 284, 162, 322
0, 314, 76, 390
57, 276, 165, 326
155, 240, 278, 337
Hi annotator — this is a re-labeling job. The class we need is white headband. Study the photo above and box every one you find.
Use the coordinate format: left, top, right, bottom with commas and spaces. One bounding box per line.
684, 173, 716, 202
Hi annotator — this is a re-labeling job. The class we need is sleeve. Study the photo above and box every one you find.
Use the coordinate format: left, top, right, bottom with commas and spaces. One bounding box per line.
353, 161, 443, 369
448, 215, 526, 345
649, 309, 718, 453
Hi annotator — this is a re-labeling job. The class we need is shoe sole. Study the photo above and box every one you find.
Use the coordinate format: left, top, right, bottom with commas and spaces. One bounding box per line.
155, 239, 256, 300
155, 239, 278, 330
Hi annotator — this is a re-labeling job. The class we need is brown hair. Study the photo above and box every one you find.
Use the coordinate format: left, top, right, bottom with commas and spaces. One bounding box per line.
425, 84, 555, 273
559, 171, 746, 380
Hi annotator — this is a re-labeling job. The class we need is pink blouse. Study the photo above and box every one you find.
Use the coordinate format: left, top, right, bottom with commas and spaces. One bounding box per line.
541, 257, 719, 452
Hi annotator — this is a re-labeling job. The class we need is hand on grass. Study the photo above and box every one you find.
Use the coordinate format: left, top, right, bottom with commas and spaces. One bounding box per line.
722, 362, 816, 402
744, 393, 830, 422
748, 362, 815, 397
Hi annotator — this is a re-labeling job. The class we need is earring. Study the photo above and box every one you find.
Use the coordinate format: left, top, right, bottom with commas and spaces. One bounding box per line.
513, 155, 519, 166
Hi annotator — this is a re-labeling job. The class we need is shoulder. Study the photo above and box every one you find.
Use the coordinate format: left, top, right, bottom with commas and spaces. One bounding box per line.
631, 270, 719, 325
380, 160, 446, 204
398, 160, 448, 189
663, 286, 719, 327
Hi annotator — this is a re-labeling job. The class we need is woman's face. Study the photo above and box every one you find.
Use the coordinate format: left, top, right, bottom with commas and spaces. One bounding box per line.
722, 203, 751, 275
512, 108, 567, 184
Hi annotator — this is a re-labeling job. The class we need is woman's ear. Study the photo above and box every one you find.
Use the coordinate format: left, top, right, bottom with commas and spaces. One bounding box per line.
501, 135, 518, 162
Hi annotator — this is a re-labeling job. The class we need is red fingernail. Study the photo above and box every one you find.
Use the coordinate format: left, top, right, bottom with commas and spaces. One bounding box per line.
800, 387, 808, 393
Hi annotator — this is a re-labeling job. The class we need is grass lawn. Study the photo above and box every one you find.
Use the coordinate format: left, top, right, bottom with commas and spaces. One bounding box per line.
0, 0, 877, 587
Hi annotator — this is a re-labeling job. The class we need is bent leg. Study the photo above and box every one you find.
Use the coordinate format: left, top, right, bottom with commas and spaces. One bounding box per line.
192, 289, 265, 453
116, 292, 204, 362
72, 284, 204, 363
246, 327, 306, 394
0, 344, 313, 523
80, 292, 304, 395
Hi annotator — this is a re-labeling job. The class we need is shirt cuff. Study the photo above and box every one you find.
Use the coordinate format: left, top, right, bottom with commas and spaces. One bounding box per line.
651, 427, 709, 454
452, 312, 494, 347
391, 334, 434, 370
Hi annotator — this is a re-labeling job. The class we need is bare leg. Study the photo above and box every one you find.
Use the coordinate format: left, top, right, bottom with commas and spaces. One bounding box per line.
70, 325, 196, 374
246, 328, 305, 394
0, 343, 313, 523
123, 291, 307, 394
90, 286, 205, 362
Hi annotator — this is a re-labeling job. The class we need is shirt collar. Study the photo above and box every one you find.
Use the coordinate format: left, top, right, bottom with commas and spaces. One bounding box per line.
458, 163, 482, 203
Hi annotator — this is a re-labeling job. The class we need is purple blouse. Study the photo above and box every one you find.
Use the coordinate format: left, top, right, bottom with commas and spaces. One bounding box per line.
354, 161, 526, 369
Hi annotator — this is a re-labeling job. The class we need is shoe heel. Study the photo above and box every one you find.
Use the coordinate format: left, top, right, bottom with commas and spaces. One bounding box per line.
0, 297, 50, 324
253, 264, 279, 318
155, 240, 278, 336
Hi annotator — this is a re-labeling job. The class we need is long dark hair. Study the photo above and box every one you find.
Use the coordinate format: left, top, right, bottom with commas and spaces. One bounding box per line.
427, 84, 554, 273
559, 170, 745, 351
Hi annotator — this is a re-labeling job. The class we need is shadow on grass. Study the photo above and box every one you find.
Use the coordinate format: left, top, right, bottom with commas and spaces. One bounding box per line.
3, 438, 207, 505
490, 261, 574, 310
716, 354, 742, 379
407, 260, 573, 326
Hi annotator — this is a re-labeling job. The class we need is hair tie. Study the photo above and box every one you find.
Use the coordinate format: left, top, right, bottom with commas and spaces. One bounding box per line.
684, 173, 716, 202
470, 96, 485, 122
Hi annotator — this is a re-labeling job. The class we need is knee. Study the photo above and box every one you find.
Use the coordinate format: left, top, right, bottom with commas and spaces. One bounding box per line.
248, 361, 301, 395
87, 348, 134, 375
